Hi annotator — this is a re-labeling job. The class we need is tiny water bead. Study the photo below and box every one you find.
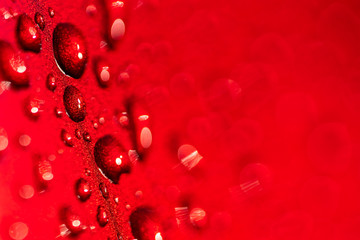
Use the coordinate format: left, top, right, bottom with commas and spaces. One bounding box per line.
16, 14, 41, 53
63, 86, 86, 122
61, 129, 74, 147
94, 58, 112, 87
0, 41, 28, 86
83, 132, 91, 142
97, 206, 109, 227
75, 178, 91, 201
34, 12, 45, 30
54, 107, 63, 118
9, 222, 28, 240
25, 97, 43, 119
46, 73, 56, 91
129, 207, 163, 240
48, 7, 55, 18
99, 182, 109, 199
75, 129, 82, 139
94, 135, 131, 184
53, 23, 88, 79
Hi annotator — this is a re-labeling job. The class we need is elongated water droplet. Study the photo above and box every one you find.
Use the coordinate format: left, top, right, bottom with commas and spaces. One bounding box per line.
46, 73, 56, 91
34, 12, 45, 30
94, 135, 131, 184
63, 86, 86, 122
99, 182, 109, 199
53, 23, 88, 79
16, 14, 41, 52
94, 58, 112, 88
48, 7, 55, 18
97, 206, 109, 227
0, 41, 29, 86
61, 129, 74, 147
75, 178, 91, 201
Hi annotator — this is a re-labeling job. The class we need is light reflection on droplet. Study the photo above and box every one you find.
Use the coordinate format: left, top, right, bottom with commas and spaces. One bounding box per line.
155, 232, 163, 240
178, 144, 203, 170
110, 19, 125, 40
140, 127, 152, 149
190, 208, 207, 227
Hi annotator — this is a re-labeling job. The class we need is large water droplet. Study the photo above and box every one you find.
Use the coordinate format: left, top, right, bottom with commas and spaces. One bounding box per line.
34, 12, 45, 30
75, 178, 91, 201
16, 14, 41, 52
129, 207, 163, 240
63, 86, 86, 122
0, 41, 29, 86
94, 135, 131, 184
97, 206, 109, 227
53, 23, 88, 79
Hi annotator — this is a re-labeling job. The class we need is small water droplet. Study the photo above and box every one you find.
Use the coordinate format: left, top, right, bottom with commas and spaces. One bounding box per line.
135, 190, 143, 199
94, 135, 131, 183
25, 97, 43, 119
0, 128, 9, 152
9, 222, 28, 240
75, 178, 91, 201
97, 206, 109, 227
99, 182, 109, 199
16, 14, 41, 53
86, 4, 97, 17
94, 58, 112, 88
93, 121, 99, 129
19, 134, 31, 147
61, 129, 74, 147
63, 86, 86, 122
0, 41, 29, 86
54, 107, 63, 118
60, 207, 85, 235
53, 23, 88, 79
46, 73, 56, 91
48, 7, 55, 18
19, 185, 34, 199
34, 12, 45, 30
75, 129, 82, 139
84, 168, 91, 176
34, 155, 53, 188
189, 208, 207, 228
118, 112, 129, 127
178, 144, 203, 170
83, 132, 91, 142
114, 197, 119, 203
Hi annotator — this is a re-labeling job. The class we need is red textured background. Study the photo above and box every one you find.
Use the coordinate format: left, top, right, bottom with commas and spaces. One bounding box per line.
1, 0, 360, 239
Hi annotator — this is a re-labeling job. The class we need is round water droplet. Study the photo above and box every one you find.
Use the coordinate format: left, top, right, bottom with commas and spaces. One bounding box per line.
94, 58, 112, 88
83, 132, 91, 142
48, 7, 55, 18
118, 112, 129, 127
60, 207, 85, 235
99, 182, 109, 199
0, 41, 29, 86
63, 86, 86, 122
16, 14, 41, 52
46, 73, 56, 91
61, 129, 74, 147
25, 96, 42, 119
75, 129, 82, 139
9, 222, 28, 240
54, 107, 63, 118
0, 128, 9, 152
94, 135, 131, 183
75, 178, 91, 201
19, 185, 34, 199
97, 206, 109, 227
129, 207, 163, 240
19, 134, 31, 147
34, 12, 45, 30
53, 23, 88, 79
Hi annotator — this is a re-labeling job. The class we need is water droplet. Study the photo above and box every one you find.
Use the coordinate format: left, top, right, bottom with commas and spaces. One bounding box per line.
46, 73, 56, 91
61, 129, 74, 147
34, 155, 53, 188
0, 41, 29, 86
75, 178, 91, 201
34, 12, 45, 30
93, 121, 99, 129
0, 128, 9, 152
97, 206, 109, 227
83, 132, 91, 142
110, 18, 125, 40
9, 222, 28, 240
135, 190, 143, 198
19, 134, 31, 147
93, 58, 112, 88
114, 197, 119, 203
94, 135, 131, 183
48, 7, 55, 18
60, 207, 85, 235
129, 207, 163, 240
63, 86, 86, 122
86, 4, 97, 17
54, 107, 63, 118
178, 144, 203, 170
16, 14, 41, 52
118, 112, 129, 127
130, 104, 152, 157
99, 182, 109, 199
189, 208, 207, 228
19, 185, 34, 199
99, 116, 105, 124
53, 23, 88, 79
75, 129, 82, 139
25, 97, 43, 119
84, 168, 91, 176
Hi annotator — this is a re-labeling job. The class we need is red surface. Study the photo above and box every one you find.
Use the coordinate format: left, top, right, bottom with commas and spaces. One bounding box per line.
1, 0, 360, 239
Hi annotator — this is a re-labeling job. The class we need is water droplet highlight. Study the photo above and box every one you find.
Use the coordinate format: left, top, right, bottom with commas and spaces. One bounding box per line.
63, 86, 86, 122
53, 23, 88, 79
16, 14, 41, 52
